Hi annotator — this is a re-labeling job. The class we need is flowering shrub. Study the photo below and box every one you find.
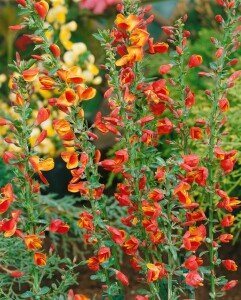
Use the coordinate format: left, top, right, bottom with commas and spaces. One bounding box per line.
1, 0, 241, 299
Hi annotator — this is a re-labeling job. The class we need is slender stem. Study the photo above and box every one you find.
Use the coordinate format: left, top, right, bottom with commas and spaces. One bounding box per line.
206, 6, 238, 298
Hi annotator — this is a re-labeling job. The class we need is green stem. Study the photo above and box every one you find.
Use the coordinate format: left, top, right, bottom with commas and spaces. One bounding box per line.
206, 5, 239, 298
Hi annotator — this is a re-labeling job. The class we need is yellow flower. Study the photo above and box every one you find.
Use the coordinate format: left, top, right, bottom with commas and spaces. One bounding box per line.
47, 5, 67, 24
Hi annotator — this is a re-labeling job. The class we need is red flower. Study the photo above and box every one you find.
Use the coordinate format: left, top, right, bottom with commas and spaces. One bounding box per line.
222, 260, 238, 271
156, 118, 173, 135
35, 107, 50, 125
221, 280, 238, 291
107, 226, 126, 244
190, 127, 203, 140
218, 98, 229, 112
181, 154, 200, 168
218, 233, 233, 243
148, 188, 164, 201
185, 90, 195, 108
87, 256, 100, 271
147, 263, 165, 282
122, 236, 139, 255
130, 256, 143, 271
174, 181, 193, 205
188, 55, 203, 68
50, 44, 61, 58
77, 212, 95, 231
186, 167, 208, 187
149, 231, 165, 244
98, 247, 111, 263
159, 64, 172, 74
220, 215, 234, 227
10, 271, 24, 278
114, 270, 129, 286
185, 271, 203, 288
135, 296, 149, 300
184, 255, 203, 271
22, 68, 39, 82
16, 0, 27, 7
186, 210, 206, 223
49, 219, 70, 234
34, 0, 49, 20
147, 38, 169, 54
182, 225, 206, 251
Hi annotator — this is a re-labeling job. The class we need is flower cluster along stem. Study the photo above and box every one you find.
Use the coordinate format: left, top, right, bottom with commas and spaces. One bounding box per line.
206, 2, 241, 298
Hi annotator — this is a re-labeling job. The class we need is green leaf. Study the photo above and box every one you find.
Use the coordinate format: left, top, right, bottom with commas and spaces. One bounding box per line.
48, 67, 59, 76
8, 64, 19, 72
38, 286, 50, 295
25, 59, 37, 70
93, 33, 105, 42
20, 291, 35, 298
137, 288, 151, 295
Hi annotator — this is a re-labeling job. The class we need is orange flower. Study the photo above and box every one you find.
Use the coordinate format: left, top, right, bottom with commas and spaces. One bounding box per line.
35, 107, 50, 126
0, 218, 17, 237
77, 212, 94, 231
130, 28, 149, 46
115, 14, 141, 32
16, 93, 24, 105
186, 210, 206, 223
148, 188, 164, 202
34, 252, 47, 266
98, 247, 111, 263
83, 233, 97, 245
39, 76, 55, 89
87, 256, 100, 271
116, 46, 143, 66
34, 0, 49, 20
29, 156, 54, 184
24, 234, 43, 250
188, 54, 203, 68
147, 263, 165, 282
122, 236, 139, 255
149, 231, 165, 244
174, 181, 193, 205
76, 85, 96, 101
22, 68, 39, 82
61, 151, 79, 169
57, 67, 84, 84
182, 225, 206, 251
0, 183, 14, 214
190, 127, 203, 140
155, 166, 166, 182
53, 119, 71, 136
142, 200, 161, 218
186, 166, 208, 187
